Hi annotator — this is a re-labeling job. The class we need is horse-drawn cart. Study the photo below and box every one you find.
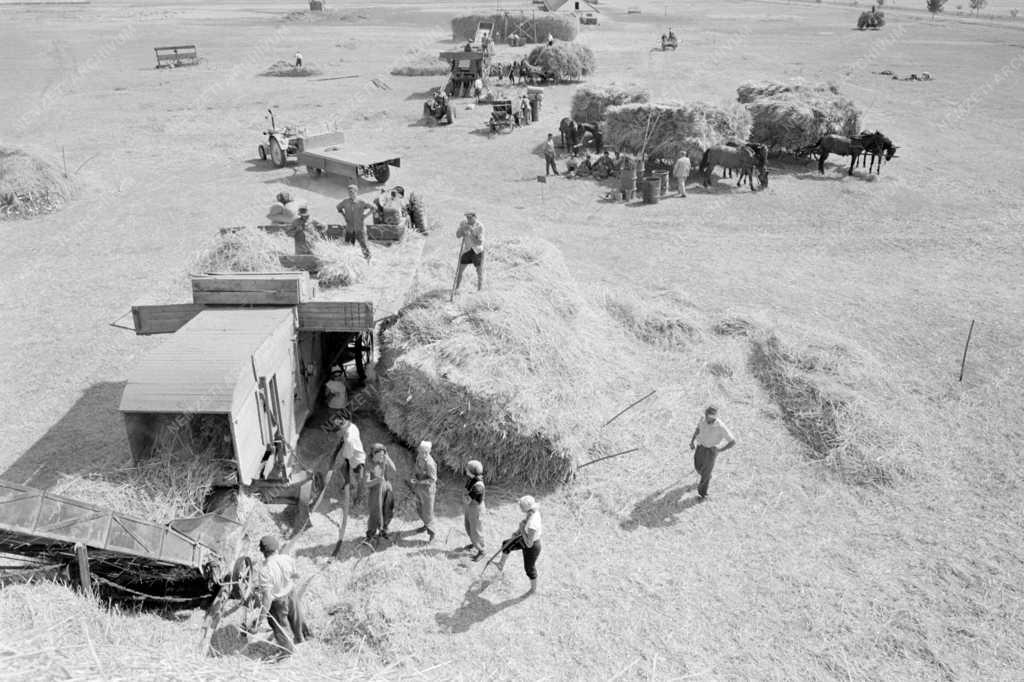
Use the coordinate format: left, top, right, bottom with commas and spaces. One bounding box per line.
296, 132, 401, 184
488, 100, 516, 134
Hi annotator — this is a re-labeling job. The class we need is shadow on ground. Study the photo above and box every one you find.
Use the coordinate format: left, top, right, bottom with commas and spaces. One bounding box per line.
434, 582, 531, 633
619, 483, 701, 530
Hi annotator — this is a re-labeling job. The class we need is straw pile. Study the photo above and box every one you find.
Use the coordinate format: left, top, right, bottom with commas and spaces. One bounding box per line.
600, 289, 705, 349
745, 323, 921, 487
390, 50, 449, 76
0, 147, 74, 219
736, 80, 840, 104
858, 9, 886, 28
379, 237, 628, 486
570, 83, 650, 123
451, 13, 578, 43
262, 60, 322, 77
744, 90, 862, 152
311, 239, 369, 287
604, 101, 752, 162
526, 43, 596, 81
50, 414, 235, 523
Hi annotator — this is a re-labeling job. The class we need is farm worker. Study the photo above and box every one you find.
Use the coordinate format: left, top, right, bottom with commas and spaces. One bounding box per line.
673, 155, 692, 197
688, 405, 738, 500
544, 133, 559, 176
289, 205, 324, 256
330, 408, 367, 505
546, 33, 554, 46
294, 50, 303, 68
473, 77, 483, 101
565, 153, 582, 178
454, 211, 484, 292
668, 28, 676, 40
495, 496, 543, 595
268, 191, 299, 225
256, 534, 309, 659
324, 365, 348, 411
464, 40, 473, 52
336, 184, 372, 262
520, 94, 531, 124
365, 444, 397, 542
409, 441, 437, 542
462, 460, 486, 561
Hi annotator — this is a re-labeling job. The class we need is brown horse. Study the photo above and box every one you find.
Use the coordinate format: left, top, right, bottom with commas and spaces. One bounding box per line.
806, 131, 896, 175
699, 143, 769, 190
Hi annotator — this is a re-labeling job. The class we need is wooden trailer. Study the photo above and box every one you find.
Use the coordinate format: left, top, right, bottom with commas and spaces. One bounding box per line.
295, 131, 401, 184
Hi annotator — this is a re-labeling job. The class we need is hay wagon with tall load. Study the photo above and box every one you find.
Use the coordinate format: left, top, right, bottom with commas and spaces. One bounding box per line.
296, 132, 401, 184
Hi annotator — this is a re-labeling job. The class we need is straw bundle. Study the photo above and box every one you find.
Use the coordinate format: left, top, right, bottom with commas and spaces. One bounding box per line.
311, 239, 369, 287
604, 101, 752, 162
379, 237, 622, 486
600, 289, 705, 349
736, 80, 840, 104
51, 415, 234, 523
745, 92, 862, 152
0, 147, 74, 219
261, 61, 322, 77
526, 43, 596, 81
570, 83, 650, 123
451, 13, 578, 43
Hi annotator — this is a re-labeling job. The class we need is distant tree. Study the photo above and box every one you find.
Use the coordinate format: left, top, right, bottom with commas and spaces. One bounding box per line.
969, 0, 988, 14
927, 0, 947, 16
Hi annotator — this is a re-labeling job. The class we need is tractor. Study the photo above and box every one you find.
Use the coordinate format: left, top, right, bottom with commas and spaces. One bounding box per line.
257, 109, 303, 167
422, 92, 456, 125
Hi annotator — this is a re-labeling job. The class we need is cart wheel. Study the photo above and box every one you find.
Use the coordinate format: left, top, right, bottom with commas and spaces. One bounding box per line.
270, 138, 286, 167
371, 164, 390, 184
355, 331, 372, 380
230, 556, 254, 601
258, 145, 267, 161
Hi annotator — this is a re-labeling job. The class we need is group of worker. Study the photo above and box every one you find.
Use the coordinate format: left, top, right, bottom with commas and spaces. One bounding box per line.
541, 142, 694, 199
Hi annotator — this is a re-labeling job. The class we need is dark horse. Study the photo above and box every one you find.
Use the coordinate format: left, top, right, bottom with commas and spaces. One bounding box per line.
805, 131, 896, 175
559, 117, 579, 151
700, 143, 769, 190
855, 130, 898, 174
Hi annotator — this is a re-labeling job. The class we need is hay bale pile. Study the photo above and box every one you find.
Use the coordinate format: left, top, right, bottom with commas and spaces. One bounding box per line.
857, 9, 886, 28
379, 237, 629, 486
526, 43, 595, 81
604, 101, 752, 162
0, 147, 74, 219
262, 61, 322, 77
50, 414, 234, 523
570, 83, 650, 123
740, 81, 862, 152
451, 13, 578, 43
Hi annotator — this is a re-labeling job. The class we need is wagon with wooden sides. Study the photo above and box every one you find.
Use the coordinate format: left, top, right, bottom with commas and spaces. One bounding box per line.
296, 132, 401, 184
154, 45, 199, 68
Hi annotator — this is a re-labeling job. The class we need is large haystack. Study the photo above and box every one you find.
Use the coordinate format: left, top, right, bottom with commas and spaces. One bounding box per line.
0, 147, 74, 219
745, 92, 862, 152
379, 238, 628, 486
570, 83, 650, 123
857, 9, 886, 28
262, 61, 322, 77
736, 80, 840, 104
604, 101, 752, 162
451, 13, 578, 43
526, 43, 595, 81
390, 50, 449, 77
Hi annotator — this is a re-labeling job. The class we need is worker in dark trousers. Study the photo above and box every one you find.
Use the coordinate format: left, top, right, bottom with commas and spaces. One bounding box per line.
461, 460, 486, 561
544, 133, 559, 176
496, 495, 543, 595
688, 405, 737, 500
255, 535, 309, 660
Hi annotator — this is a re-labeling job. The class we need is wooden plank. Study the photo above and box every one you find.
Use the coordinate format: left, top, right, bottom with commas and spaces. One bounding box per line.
132, 304, 205, 335
298, 301, 373, 331
74, 544, 93, 599
191, 273, 310, 306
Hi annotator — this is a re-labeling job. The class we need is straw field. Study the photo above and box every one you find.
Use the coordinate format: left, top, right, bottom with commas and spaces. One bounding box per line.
0, 147, 74, 219
450, 14, 578, 43
526, 43, 596, 82
570, 83, 651, 123
390, 50, 449, 77
604, 101, 752, 161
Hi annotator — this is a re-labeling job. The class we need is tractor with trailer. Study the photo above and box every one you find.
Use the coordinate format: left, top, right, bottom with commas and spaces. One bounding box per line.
257, 109, 304, 168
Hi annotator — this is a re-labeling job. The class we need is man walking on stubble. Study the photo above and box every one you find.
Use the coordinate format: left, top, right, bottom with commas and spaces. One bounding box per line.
688, 405, 737, 501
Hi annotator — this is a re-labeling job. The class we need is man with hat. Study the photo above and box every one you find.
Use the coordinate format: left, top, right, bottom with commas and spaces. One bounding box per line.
335, 184, 372, 261
688, 405, 737, 500
323, 365, 348, 412
461, 460, 486, 561
329, 408, 366, 505
454, 211, 484, 293
255, 534, 308, 659
288, 204, 324, 256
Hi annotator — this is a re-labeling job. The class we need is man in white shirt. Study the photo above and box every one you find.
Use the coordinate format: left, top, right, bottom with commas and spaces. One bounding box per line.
688, 405, 737, 500
324, 366, 347, 411
330, 408, 366, 504
454, 211, 484, 293
256, 534, 308, 658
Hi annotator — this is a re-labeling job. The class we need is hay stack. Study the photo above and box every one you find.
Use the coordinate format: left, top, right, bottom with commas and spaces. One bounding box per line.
390, 50, 449, 77
51, 415, 234, 523
737, 80, 840, 104
745, 92, 862, 152
311, 239, 368, 287
379, 237, 625, 486
262, 61, 322, 77
451, 13, 578, 43
570, 83, 650, 123
0, 147, 74, 219
857, 9, 886, 28
526, 43, 595, 81
604, 101, 752, 162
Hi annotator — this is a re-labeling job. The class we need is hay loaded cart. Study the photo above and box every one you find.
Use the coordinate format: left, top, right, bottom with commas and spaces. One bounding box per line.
296, 132, 400, 184
122, 273, 380, 530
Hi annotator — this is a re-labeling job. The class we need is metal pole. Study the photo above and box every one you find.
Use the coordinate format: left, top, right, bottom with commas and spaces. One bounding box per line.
602, 389, 656, 427
579, 447, 641, 469
958, 319, 975, 382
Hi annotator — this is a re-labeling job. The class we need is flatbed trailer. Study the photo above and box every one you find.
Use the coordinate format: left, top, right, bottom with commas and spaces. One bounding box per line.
296, 132, 401, 184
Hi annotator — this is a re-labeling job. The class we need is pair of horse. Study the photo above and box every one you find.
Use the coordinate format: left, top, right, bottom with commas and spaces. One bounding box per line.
558, 118, 603, 154
801, 130, 897, 175
699, 142, 770, 190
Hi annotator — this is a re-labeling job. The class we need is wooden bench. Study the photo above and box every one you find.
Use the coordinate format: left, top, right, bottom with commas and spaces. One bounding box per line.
154, 45, 199, 68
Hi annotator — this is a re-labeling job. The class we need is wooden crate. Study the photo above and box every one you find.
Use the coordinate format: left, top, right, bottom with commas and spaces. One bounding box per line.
298, 301, 374, 332
191, 273, 316, 305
